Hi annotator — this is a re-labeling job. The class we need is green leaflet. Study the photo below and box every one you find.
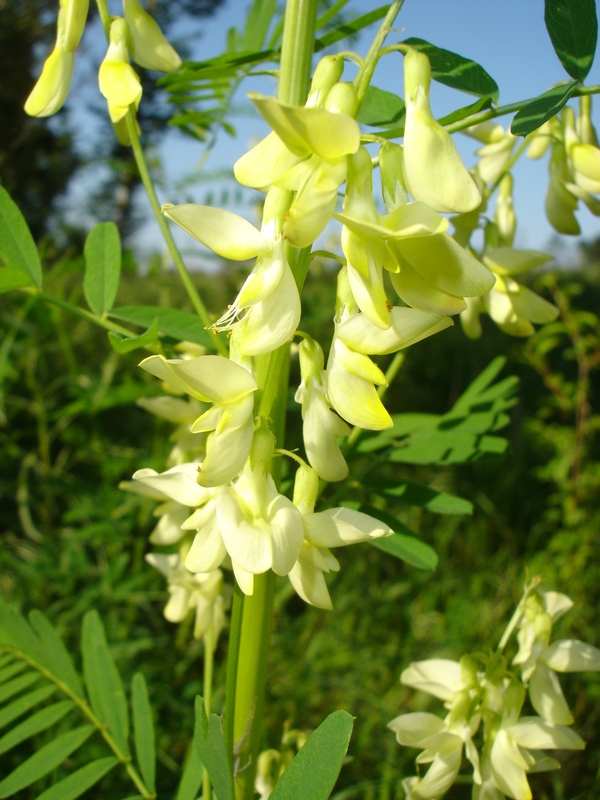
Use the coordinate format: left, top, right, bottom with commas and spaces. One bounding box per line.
29, 610, 84, 699
369, 532, 438, 570
0, 700, 75, 757
109, 305, 215, 348
82, 611, 130, 757
0, 266, 34, 293
108, 318, 160, 353
0, 724, 94, 797
175, 742, 204, 800
315, 6, 388, 50
511, 81, 579, 137
0, 672, 40, 703
544, 0, 597, 81
403, 37, 499, 102
194, 696, 233, 800
132, 673, 156, 794
34, 756, 119, 800
0, 186, 42, 288
83, 221, 122, 316
346, 503, 438, 571
358, 357, 517, 465
357, 86, 405, 127
269, 710, 354, 800
363, 479, 473, 516
0, 662, 27, 684
0, 686, 57, 730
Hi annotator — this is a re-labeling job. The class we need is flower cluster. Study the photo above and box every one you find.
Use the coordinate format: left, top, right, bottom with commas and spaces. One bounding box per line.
528, 97, 600, 236
389, 585, 600, 800
25, 0, 180, 144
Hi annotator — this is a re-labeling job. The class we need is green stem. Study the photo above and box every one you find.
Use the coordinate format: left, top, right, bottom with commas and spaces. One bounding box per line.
25, 289, 150, 339
226, 3, 319, 798
202, 624, 215, 800
354, 0, 406, 107
123, 112, 227, 357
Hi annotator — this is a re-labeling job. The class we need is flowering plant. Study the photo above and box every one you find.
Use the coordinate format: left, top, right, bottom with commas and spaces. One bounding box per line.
0, 0, 599, 798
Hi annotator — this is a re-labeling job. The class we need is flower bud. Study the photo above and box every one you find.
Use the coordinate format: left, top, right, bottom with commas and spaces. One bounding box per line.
123, 0, 182, 72
324, 82, 358, 117
403, 48, 481, 213
292, 463, 320, 515
99, 18, 143, 123
306, 55, 345, 108
24, 41, 74, 117
58, 0, 89, 52
495, 174, 516, 246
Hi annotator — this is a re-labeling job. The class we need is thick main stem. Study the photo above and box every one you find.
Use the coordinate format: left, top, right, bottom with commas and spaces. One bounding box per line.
226, 2, 319, 799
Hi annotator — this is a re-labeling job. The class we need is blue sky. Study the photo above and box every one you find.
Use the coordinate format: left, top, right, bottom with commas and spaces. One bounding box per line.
73, 0, 600, 261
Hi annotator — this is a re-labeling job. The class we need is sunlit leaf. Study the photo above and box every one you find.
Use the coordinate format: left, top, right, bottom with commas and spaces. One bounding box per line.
511, 81, 578, 137
316, 6, 388, 49
357, 86, 405, 127
545, 0, 597, 80
403, 38, 499, 101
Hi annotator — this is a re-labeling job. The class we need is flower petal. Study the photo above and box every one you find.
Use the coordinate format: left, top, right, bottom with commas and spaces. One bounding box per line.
161, 204, 270, 260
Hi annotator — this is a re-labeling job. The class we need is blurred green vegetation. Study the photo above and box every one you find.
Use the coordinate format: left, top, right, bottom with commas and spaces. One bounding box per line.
1, 244, 599, 798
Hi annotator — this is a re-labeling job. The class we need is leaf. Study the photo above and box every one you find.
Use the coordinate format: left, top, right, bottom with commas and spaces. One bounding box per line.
0, 672, 40, 703
82, 611, 130, 756
363, 479, 473, 515
175, 742, 204, 800
0, 186, 42, 287
0, 599, 46, 663
370, 533, 438, 570
0, 700, 74, 756
347, 503, 438, 571
0, 266, 34, 293
29, 610, 84, 699
545, 0, 597, 80
357, 86, 405, 127
315, 6, 389, 49
109, 306, 215, 348
438, 96, 494, 127
511, 81, 578, 137
0, 662, 27, 684
34, 756, 119, 800
269, 710, 354, 800
0, 724, 94, 797
357, 358, 517, 465
0, 686, 57, 730
83, 222, 122, 316
193, 696, 233, 800
132, 673, 155, 793
241, 0, 277, 50
403, 38, 499, 101
108, 318, 160, 354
